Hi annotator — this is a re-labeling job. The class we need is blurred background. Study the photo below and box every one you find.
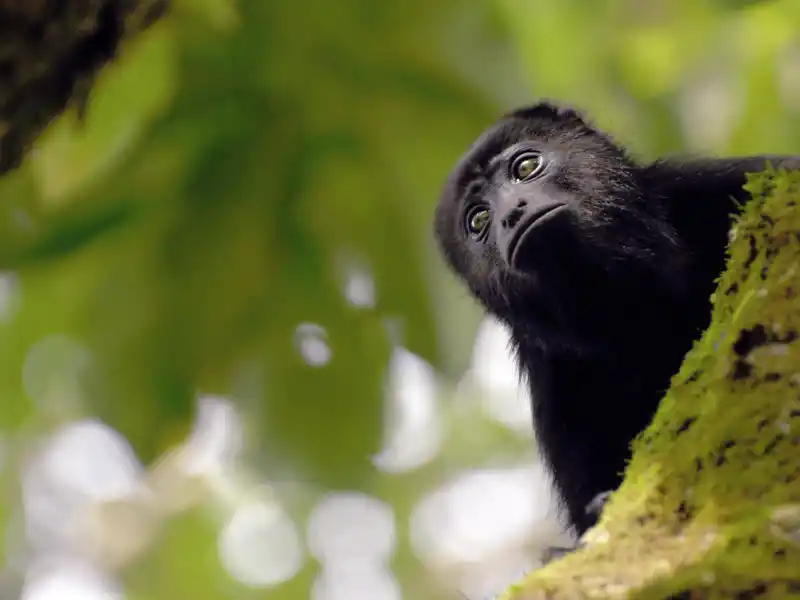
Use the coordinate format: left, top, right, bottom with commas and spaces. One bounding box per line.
0, 0, 798, 598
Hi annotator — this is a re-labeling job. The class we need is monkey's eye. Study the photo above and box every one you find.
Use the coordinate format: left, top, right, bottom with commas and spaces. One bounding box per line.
510, 152, 545, 182
465, 206, 491, 239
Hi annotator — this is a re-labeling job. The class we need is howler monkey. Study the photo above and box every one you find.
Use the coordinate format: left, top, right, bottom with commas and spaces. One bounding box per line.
434, 102, 799, 547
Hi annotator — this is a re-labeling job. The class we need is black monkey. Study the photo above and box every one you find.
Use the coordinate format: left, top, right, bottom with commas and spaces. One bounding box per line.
434, 102, 799, 548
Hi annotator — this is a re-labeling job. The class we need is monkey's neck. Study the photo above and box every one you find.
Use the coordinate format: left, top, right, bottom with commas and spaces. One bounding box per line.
505, 248, 702, 360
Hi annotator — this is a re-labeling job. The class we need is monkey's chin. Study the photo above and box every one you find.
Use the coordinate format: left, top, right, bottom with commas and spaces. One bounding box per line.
508, 204, 570, 271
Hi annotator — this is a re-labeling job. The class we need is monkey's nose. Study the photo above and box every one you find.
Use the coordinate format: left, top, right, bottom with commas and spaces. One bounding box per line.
500, 200, 527, 230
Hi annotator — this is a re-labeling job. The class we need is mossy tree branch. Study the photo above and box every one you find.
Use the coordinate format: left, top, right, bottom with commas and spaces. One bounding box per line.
0, 0, 168, 174
504, 167, 800, 600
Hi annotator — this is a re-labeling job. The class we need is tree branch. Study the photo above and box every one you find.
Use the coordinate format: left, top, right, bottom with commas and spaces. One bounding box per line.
0, 0, 168, 174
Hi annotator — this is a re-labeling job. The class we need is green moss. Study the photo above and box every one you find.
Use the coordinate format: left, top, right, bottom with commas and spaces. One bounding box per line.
504, 167, 800, 600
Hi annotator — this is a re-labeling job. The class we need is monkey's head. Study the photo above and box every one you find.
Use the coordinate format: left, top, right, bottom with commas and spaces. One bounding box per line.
434, 102, 685, 345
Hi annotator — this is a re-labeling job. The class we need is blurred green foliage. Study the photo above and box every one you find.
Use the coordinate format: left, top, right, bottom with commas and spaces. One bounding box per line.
0, 0, 797, 598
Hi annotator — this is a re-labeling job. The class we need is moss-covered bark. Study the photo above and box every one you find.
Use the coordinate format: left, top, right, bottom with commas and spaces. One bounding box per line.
0, 0, 168, 174
504, 167, 800, 600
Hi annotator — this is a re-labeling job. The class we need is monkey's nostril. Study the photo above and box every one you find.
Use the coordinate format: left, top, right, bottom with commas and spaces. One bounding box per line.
502, 207, 525, 229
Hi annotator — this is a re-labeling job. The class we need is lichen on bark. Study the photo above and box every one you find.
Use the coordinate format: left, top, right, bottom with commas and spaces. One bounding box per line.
0, 0, 168, 174
504, 167, 800, 600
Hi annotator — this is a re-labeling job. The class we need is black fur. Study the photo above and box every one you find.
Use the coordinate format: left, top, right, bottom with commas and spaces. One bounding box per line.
434, 101, 799, 538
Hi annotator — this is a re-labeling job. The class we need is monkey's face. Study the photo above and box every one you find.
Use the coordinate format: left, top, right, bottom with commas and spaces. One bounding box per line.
434, 103, 682, 331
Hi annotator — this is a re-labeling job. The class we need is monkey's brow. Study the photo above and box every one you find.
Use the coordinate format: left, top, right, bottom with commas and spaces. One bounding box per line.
455, 148, 508, 193
455, 163, 486, 192
486, 152, 508, 177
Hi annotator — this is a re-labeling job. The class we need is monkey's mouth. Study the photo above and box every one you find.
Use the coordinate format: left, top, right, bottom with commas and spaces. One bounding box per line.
507, 203, 568, 269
